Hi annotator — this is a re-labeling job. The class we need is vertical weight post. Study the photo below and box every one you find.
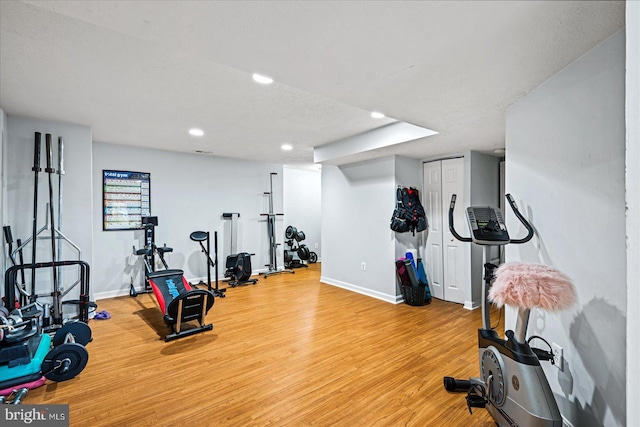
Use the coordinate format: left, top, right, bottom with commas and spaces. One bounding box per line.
56, 137, 65, 288
30, 133, 42, 302
45, 134, 60, 324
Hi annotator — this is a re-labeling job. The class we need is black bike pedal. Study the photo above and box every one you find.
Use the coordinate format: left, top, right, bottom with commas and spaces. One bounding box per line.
466, 394, 487, 413
467, 394, 487, 408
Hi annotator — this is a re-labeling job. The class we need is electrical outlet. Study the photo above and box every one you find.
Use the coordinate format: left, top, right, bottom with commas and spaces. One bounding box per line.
552, 343, 563, 371
361, 262, 366, 271
315, 242, 319, 249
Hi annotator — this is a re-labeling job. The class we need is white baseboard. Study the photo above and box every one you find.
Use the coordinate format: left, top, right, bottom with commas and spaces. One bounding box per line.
320, 276, 402, 304
95, 289, 132, 300
94, 271, 267, 301
464, 300, 481, 310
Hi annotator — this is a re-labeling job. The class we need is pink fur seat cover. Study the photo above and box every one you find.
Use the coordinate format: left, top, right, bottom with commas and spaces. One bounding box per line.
489, 262, 576, 311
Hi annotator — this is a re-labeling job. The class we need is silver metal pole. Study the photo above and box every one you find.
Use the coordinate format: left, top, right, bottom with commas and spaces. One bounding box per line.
482, 246, 492, 330
514, 308, 531, 344
231, 213, 238, 254
57, 137, 64, 288
269, 173, 275, 214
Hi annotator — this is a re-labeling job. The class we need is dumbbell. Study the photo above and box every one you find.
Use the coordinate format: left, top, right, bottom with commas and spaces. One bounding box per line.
2, 388, 28, 404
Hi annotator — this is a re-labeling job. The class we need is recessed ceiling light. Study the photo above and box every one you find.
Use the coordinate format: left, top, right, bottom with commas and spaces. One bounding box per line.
281, 144, 293, 151
371, 111, 385, 119
253, 73, 274, 84
189, 128, 204, 137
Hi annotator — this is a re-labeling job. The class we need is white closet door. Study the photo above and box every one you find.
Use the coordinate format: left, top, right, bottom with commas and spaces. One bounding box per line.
423, 161, 444, 300
441, 158, 466, 304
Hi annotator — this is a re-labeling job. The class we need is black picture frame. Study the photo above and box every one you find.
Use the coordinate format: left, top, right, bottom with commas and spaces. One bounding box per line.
102, 170, 151, 231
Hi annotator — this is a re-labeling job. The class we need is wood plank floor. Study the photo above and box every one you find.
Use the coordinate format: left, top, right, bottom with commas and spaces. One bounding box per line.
25, 263, 496, 426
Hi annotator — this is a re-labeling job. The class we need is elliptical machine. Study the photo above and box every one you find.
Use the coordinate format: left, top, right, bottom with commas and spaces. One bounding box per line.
443, 194, 572, 427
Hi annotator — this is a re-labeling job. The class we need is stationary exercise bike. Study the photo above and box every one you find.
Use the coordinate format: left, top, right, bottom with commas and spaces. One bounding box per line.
130, 216, 173, 297
443, 194, 574, 427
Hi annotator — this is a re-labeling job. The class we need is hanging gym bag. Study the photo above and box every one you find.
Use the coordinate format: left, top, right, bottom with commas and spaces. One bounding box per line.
390, 188, 411, 233
390, 187, 428, 235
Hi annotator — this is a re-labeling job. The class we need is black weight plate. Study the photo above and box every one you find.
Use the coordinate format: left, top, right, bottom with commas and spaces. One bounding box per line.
285, 226, 297, 240
309, 252, 318, 264
295, 231, 306, 242
297, 245, 310, 260
53, 322, 92, 346
42, 343, 89, 382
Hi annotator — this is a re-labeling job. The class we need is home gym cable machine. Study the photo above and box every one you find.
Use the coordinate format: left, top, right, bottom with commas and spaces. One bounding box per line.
261, 173, 294, 278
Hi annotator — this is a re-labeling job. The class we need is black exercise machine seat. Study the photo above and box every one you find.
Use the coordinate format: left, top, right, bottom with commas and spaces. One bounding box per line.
156, 246, 173, 255
147, 269, 215, 341
190, 231, 208, 242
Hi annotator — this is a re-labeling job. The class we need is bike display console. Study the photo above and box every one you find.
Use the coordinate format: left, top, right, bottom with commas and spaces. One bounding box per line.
465, 206, 510, 245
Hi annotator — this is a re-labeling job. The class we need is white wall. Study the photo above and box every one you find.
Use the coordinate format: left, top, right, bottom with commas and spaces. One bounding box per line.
314, 121, 437, 165
626, 1, 640, 425
321, 157, 397, 302
92, 142, 283, 298
506, 29, 626, 427
4, 115, 93, 313
283, 166, 321, 260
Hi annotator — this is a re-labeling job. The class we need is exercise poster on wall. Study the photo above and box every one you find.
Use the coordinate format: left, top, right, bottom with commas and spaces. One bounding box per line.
103, 170, 151, 231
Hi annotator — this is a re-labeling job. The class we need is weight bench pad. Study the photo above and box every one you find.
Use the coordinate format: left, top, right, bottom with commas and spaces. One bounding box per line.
148, 269, 193, 315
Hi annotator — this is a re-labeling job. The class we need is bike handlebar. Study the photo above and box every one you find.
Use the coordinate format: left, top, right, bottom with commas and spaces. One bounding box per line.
448, 195, 472, 242
505, 194, 535, 244
448, 193, 535, 244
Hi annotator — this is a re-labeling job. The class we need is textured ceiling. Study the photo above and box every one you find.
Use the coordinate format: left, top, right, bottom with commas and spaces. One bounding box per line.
0, 1, 625, 165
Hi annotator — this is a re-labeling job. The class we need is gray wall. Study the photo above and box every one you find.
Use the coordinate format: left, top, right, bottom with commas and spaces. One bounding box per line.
467, 151, 500, 306
320, 155, 423, 303
4, 115, 94, 313
321, 157, 397, 302
506, 29, 626, 427
92, 142, 283, 299
626, 2, 640, 424
283, 166, 322, 260
393, 155, 423, 266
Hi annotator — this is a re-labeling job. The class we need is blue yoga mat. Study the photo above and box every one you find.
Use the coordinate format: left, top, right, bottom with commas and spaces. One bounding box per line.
404, 252, 417, 273
416, 258, 432, 301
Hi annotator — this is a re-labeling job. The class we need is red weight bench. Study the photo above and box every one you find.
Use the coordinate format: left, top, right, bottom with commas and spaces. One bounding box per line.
147, 269, 215, 341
